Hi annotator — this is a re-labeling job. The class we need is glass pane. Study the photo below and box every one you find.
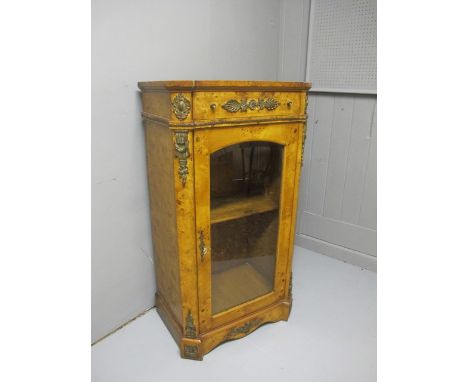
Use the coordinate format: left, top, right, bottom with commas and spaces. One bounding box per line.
210, 141, 283, 315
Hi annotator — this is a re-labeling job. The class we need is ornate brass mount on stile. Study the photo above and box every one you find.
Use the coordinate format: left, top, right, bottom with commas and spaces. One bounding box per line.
183, 310, 199, 359
221, 97, 280, 113
301, 95, 309, 167
185, 310, 197, 339
174, 130, 189, 186
198, 231, 208, 262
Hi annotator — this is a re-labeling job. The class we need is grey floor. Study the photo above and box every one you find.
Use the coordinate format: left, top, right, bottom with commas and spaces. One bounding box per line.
92, 246, 376, 382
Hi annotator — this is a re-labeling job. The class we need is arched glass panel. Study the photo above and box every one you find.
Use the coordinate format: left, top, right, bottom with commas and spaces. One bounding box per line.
210, 141, 283, 314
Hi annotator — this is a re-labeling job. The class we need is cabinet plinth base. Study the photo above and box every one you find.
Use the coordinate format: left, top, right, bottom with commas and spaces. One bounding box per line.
155, 292, 292, 361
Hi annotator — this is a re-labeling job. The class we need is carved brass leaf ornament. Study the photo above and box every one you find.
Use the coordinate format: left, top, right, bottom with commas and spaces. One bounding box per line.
222, 99, 244, 113
222, 98, 280, 113
185, 310, 196, 339
260, 98, 281, 110
174, 131, 189, 186
172, 93, 191, 120
226, 318, 262, 338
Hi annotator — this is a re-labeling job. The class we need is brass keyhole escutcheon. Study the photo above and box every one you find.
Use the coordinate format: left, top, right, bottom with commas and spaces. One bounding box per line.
199, 231, 208, 261
210, 103, 217, 111
287, 100, 293, 108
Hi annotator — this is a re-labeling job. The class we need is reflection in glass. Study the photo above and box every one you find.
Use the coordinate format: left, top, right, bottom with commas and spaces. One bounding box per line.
210, 142, 283, 314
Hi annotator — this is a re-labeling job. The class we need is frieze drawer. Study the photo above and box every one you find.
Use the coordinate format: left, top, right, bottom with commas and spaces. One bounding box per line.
192, 91, 304, 122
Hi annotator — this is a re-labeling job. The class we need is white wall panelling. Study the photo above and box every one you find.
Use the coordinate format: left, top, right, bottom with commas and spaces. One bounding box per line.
296, 0, 377, 270
307, 0, 377, 92
297, 93, 377, 270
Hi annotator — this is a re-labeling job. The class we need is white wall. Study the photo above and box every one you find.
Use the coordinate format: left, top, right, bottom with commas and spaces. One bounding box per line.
296, 93, 377, 270
295, 0, 377, 270
92, 0, 310, 343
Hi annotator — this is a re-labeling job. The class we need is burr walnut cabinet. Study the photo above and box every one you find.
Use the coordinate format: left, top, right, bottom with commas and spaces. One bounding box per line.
138, 80, 311, 360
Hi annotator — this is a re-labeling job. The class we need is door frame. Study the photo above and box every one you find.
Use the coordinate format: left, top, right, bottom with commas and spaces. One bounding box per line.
194, 123, 300, 332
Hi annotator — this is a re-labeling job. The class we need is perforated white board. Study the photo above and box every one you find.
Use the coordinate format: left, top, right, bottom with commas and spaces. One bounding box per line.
308, 0, 376, 91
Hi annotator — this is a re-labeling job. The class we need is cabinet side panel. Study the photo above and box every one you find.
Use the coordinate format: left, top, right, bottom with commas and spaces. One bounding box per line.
144, 121, 182, 324
141, 92, 172, 120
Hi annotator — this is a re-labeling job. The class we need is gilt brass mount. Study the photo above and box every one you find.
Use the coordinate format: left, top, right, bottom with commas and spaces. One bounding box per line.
222, 98, 280, 113
301, 96, 309, 167
199, 231, 208, 262
185, 310, 196, 339
172, 93, 191, 120
174, 130, 189, 186
183, 345, 199, 359
226, 318, 262, 338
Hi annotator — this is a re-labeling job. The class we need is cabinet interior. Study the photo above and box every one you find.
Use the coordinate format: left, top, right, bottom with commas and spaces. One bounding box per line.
210, 141, 283, 315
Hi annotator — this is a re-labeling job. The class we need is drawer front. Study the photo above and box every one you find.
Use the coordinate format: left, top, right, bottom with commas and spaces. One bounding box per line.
193, 91, 304, 121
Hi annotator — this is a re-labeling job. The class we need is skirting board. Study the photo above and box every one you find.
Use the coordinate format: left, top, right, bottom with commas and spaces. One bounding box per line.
295, 234, 377, 272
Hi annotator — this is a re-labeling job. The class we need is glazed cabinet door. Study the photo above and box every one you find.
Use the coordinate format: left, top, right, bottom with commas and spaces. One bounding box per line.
194, 123, 301, 332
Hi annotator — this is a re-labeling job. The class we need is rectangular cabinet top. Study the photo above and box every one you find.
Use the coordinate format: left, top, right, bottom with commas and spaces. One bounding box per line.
138, 80, 311, 92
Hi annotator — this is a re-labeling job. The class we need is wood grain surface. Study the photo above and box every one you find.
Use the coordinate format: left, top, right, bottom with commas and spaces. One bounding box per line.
140, 80, 311, 360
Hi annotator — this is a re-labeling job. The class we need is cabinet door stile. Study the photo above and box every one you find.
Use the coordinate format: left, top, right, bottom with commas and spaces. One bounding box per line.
194, 129, 213, 333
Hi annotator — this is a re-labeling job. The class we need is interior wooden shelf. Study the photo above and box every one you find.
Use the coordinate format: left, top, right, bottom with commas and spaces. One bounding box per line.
212, 262, 272, 315
210, 194, 278, 224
